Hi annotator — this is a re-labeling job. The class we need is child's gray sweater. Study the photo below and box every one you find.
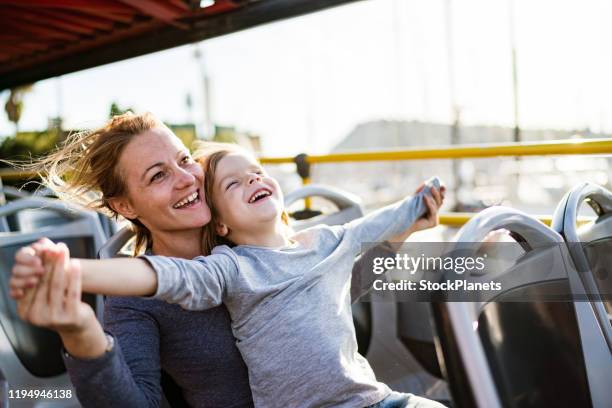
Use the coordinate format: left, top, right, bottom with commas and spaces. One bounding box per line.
142, 193, 428, 408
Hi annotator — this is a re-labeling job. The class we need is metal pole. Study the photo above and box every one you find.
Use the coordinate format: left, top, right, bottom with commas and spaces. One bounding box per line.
194, 45, 212, 139
445, 0, 461, 205
509, 0, 520, 143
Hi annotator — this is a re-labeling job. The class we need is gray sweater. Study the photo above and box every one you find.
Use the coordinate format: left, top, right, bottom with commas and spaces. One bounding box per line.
62, 244, 397, 408
142, 193, 428, 408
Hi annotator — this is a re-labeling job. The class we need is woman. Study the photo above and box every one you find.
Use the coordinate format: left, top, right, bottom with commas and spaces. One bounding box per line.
11, 112, 444, 407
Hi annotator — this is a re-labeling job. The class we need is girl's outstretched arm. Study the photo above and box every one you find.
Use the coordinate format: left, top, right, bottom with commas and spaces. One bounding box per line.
12, 239, 236, 311
78, 257, 157, 296
11, 240, 158, 298
343, 177, 443, 253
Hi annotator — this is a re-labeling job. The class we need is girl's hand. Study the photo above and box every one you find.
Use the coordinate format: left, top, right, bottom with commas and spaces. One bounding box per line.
387, 183, 446, 242
412, 183, 445, 232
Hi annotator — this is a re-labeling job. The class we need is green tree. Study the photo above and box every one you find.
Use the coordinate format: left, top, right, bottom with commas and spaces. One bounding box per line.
4, 85, 33, 135
109, 101, 134, 118
0, 129, 61, 165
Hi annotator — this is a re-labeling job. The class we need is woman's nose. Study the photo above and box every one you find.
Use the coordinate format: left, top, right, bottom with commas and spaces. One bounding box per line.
175, 167, 196, 188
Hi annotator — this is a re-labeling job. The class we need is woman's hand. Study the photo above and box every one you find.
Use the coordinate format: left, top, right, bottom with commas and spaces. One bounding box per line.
387, 183, 446, 243
11, 239, 109, 358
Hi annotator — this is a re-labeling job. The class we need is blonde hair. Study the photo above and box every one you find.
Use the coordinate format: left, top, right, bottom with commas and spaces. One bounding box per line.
193, 142, 290, 255
29, 112, 166, 254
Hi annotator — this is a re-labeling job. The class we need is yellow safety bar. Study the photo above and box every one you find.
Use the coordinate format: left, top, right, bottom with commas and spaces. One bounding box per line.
0, 169, 37, 181
440, 213, 593, 228
2, 138, 609, 179
259, 138, 612, 164
260, 138, 612, 214
1, 138, 610, 226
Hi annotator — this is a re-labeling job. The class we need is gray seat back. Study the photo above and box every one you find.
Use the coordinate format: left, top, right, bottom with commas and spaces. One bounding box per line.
433, 206, 597, 408
551, 182, 612, 408
284, 184, 364, 229
552, 182, 612, 345
97, 225, 134, 259
0, 192, 71, 233
0, 197, 106, 407
0, 186, 64, 234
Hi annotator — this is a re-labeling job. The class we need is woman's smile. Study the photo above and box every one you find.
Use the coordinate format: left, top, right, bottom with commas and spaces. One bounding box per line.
173, 189, 203, 210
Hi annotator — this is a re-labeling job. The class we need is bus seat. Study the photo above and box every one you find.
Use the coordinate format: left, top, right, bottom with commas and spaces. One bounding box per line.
0, 197, 106, 407
284, 184, 364, 230
551, 182, 612, 408
432, 206, 598, 408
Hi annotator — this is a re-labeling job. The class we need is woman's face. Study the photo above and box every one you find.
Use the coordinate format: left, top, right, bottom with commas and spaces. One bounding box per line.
112, 127, 211, 237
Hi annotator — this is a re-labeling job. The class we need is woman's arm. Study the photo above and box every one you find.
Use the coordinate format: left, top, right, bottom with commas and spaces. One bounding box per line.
64, 298, 165, 408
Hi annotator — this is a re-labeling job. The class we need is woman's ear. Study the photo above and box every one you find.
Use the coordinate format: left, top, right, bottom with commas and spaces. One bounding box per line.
215, 221, 229, 237
108, 197, 138, 220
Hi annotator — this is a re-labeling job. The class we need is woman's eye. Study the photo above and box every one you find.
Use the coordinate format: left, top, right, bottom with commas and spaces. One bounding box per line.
151, 172, 165, 182
181, 156, 193, 164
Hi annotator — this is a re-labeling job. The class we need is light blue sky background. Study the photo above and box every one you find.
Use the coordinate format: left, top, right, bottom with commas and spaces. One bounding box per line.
1, 0, 610, 155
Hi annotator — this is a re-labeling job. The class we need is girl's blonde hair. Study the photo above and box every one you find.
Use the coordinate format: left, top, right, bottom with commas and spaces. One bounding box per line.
28, 112, 166, 254
193, 142, 290, 255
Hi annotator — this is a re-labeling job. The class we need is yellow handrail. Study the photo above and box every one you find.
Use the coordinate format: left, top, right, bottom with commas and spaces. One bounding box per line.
2, 139, 610, 179
439, 213, 593, 227
258, 138, 612, 211
0, 169, 38, 181
0, 138, 607, 227
259, 138, 612, 164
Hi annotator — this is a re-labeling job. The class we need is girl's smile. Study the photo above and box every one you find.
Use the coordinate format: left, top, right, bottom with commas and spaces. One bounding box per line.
247, 188, 272, 204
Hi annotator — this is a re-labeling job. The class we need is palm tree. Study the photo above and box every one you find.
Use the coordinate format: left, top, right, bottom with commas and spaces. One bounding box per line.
4, 84, 33, 135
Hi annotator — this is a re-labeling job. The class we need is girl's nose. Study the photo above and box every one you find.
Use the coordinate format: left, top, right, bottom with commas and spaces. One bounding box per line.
248, 173, 262, 184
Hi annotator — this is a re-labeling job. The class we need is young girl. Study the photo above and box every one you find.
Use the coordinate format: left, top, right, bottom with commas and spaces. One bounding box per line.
15, 144, 445, 408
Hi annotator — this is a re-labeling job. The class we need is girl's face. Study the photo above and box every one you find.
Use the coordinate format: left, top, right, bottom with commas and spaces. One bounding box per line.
212, 152, 283, 236
111, 127, 211, 237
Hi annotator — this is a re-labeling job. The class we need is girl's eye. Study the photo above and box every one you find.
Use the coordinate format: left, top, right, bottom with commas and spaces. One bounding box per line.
226, 181, 237, 190
181, 156, 193, 164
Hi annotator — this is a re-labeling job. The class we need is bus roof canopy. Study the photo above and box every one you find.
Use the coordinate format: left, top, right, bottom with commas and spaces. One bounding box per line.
0, 0, 357, 91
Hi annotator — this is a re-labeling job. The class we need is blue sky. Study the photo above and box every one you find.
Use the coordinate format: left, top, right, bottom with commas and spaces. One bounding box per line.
1, 0, 610, 155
